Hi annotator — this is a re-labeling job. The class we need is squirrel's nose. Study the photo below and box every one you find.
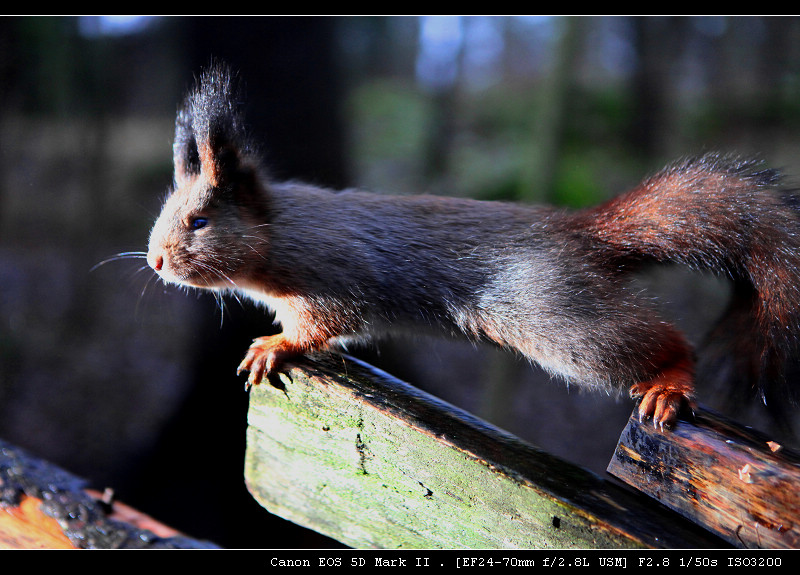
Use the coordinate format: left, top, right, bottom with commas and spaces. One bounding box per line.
148, 253, 164, 272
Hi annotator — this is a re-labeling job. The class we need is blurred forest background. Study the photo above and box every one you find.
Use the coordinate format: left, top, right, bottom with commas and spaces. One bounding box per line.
2, 16, 800, 549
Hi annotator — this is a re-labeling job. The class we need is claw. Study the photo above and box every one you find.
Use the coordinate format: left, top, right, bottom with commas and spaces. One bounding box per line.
630, 376, 694, 430
627, 330, 697, 430
237, 334, 302, 391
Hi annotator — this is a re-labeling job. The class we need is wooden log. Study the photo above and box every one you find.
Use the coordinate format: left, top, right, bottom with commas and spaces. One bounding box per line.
607, 408, 800, 549
245, 354, 725, 549
0, 494, 76, 549
0, 439, 218, 549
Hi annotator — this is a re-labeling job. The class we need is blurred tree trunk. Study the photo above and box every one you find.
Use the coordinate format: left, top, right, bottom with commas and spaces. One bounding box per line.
128, 16, 348, 549
179, 17, 350, 188
759, 17, 799, 99
0, 17, 12, 227
628, 16, 687, 160
522, 16, 582, 202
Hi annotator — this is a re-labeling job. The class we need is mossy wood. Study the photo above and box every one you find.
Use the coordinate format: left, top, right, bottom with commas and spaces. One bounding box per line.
608, 408, 800, 549
244, 354, 723, 549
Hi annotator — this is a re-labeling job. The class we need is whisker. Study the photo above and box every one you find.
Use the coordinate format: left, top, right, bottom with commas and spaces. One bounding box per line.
135, 272, 160, 318
90, 251, 148, 272
242, 240, 269, 262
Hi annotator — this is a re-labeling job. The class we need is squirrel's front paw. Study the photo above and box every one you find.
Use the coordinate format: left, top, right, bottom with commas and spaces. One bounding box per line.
237, 334, 299, 390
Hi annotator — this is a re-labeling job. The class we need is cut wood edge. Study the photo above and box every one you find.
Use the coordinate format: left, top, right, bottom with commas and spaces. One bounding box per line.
608, 407, 800, 549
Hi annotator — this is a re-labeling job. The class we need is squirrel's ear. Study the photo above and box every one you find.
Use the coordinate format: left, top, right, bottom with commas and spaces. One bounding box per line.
197, 117, 247, 189
173, 107, 201, 187
182, 63, 251, 189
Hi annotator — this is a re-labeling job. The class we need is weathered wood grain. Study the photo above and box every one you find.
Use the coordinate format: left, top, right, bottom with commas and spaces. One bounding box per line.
0, 439, 218, 549
245, 354, 724, 549
0, 495, 77, 549
608, 408, 800, 549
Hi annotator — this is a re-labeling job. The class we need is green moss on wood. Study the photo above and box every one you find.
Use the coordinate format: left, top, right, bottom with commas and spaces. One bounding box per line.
244, 354, 719, 549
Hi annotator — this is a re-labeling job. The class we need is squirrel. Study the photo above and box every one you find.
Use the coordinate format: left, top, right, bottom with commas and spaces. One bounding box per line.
146, 63, 800, 430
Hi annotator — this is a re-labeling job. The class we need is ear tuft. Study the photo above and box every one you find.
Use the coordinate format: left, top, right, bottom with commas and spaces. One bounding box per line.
173, 60, 251, 188
173, 107, 200, 185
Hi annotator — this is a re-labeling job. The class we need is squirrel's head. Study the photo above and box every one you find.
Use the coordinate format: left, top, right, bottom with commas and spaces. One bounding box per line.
147, 62, 269, 290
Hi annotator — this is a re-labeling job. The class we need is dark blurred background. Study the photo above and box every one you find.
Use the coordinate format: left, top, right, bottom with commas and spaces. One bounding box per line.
1, 16, 800, 549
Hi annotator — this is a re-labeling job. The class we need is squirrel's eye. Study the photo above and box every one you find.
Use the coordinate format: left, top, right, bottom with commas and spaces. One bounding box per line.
190, 217, 208, 230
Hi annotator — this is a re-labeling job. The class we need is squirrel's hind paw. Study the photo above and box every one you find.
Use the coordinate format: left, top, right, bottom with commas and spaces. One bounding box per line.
630, 377, 695, 430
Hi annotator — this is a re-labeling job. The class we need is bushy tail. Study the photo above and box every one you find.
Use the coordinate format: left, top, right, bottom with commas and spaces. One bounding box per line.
581, 153, 800, 421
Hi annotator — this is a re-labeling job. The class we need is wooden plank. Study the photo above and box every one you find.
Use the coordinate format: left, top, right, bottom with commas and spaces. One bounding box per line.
0, 495, 77, 549
245, 354, 725, 549
607, 407, 800, 548
0, 439, 219, 549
